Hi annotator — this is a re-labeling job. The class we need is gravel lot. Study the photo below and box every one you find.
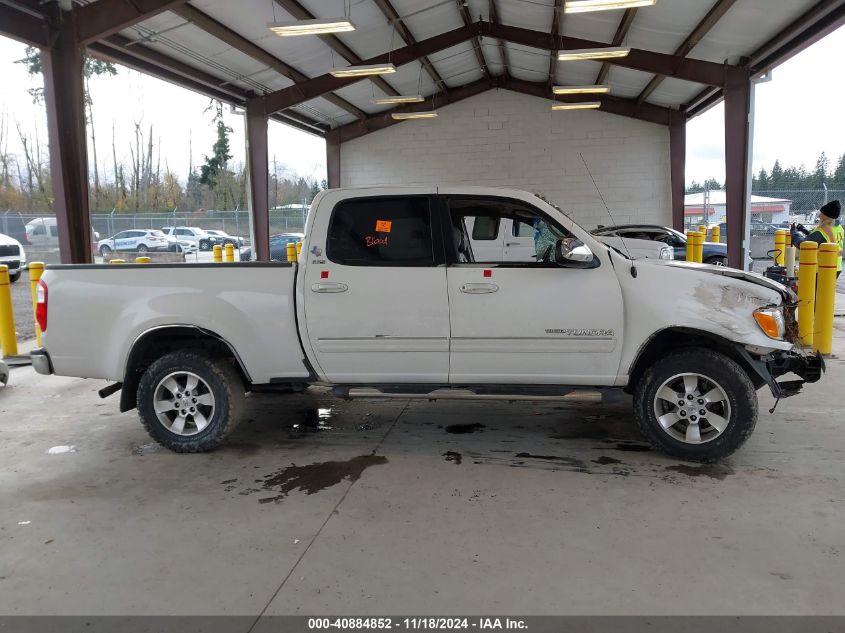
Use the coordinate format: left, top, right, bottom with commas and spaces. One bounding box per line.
9, 275, 35, 343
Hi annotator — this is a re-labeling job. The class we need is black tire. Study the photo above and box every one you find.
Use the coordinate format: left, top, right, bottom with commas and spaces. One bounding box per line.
137, 350, 245, 453
137, 244, 148, 254
100, 245, 112, 256
9, 271, 21, 283
199, 240, 210, 251
633, 348, 758, 462
705, 255, 728, 266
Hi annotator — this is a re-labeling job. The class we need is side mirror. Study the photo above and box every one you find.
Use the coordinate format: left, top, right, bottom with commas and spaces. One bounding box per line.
554, 238, 594, 266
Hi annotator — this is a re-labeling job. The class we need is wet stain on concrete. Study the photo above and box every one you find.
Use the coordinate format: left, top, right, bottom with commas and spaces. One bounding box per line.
770, 572, 792, 581
593, 456, 622, 465
257, 455, 388, 504
443, 451, 463, 465
611, 443, 652, 452
445, 423, 485, 434
665, 464, 735, 480
220, 478, 238, 485
514, 452, 589, 473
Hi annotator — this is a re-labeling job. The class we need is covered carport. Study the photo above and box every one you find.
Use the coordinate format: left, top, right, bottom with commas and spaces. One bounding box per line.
1, 0, 844, 269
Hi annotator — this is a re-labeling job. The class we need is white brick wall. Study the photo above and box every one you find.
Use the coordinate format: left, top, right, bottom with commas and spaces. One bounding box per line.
340, 89, 671, 229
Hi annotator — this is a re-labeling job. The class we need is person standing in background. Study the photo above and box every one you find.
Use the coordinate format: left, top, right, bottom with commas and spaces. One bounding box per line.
804, 200, 843, 278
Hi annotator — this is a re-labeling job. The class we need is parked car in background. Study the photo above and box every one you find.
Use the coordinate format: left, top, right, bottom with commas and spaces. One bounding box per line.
25, 217, 99, 251
204, 230, 244, 248
0, 212, 27, 246
592, 224, 728, 265
0, 358, 8, 386
161, 226, 219, 251
239, 233, 303, 261
467, 217, 673, 261
0, 232, 26, 282
98, 230, 171, 256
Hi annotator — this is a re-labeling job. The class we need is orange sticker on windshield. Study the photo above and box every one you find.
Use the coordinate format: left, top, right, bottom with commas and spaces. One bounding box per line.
375, 220, 392, 233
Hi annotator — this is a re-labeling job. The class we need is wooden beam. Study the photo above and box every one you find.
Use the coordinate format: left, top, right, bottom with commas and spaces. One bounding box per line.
595, 8, 638, 85
669, 110, 686, 231
74, 0, 189, 45
328, 79, 493, 144
547, 0, 564, 86
723, 68, 751, 269
0, 3, 48, 47
457, 0, 490, 78
371, 0, 445, 88
637, 0, 738, 104
272, 0, 399, 97
172, 4, 365, 119
482, 21, 729, 88
262, 23, 475, 114
489, 0, 511, 77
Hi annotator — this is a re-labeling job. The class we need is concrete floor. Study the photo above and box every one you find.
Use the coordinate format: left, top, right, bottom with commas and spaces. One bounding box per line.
2, 326, 845, 617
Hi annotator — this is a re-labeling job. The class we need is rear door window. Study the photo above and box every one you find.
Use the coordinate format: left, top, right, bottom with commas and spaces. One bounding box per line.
327, 197, 434, 266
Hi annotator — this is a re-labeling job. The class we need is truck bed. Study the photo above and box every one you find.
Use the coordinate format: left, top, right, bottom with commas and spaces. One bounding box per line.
40, 263, 310, 384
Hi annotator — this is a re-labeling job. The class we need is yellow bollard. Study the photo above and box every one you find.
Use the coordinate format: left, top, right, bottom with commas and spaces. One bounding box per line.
774, 229, 787, 267
711, 225, 721, 244
813, 243, 838, 355
685, 231, 695, 263
28, 262, 45, 347
785, 231, 792, 248
224, 243, 234, 262
693, 231, 704, 263
797, 242, 818, 347
213, 244, 223, 263
286, 242, 297, 262
296, 241, 303, 258
135, 256, 152, 264
698, 225, 707, 240
110, 259, 125, 264
0, 265, 18, 358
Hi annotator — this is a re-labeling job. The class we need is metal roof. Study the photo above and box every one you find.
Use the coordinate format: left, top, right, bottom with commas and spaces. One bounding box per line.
2, 0, 844, 137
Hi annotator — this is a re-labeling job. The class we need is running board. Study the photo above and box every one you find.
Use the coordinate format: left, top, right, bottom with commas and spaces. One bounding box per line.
338, 387, 617, 403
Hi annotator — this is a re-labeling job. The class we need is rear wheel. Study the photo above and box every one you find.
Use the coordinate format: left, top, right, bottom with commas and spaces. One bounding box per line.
705, 255, 728, 266
137, 244, 148, 254
633, 348, 757, 462
137, 350, 244, 453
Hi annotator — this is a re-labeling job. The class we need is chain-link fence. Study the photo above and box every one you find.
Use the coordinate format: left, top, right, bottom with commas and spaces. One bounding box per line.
753, 189, 845, 220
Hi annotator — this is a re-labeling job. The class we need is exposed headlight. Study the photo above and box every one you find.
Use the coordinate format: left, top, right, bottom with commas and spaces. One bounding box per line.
753, 307, 785, 340
659, 246, 673, 260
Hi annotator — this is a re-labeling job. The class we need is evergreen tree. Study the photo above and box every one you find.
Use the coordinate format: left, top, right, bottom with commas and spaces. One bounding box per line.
770, 160, 784, 188
811, 152, 829, 186
833, 154, 845, 187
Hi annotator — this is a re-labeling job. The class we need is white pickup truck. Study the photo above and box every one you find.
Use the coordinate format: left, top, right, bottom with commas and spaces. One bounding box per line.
31, 186, 823, 461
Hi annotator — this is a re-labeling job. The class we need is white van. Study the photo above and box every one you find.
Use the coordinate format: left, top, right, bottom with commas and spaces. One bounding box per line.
25, 217, 100, 251
465, 216, 673, 262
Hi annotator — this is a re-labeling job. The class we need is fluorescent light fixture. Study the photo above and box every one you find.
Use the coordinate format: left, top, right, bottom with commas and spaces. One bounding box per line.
564, 0, 656, 13
329, 63, 397, 78
267, 18, 356, 36
551, 102, 602, 111
557, 47, 630, 61
371, 95, 425, 105
552, 84, 609, 95
391, 111, 438, 120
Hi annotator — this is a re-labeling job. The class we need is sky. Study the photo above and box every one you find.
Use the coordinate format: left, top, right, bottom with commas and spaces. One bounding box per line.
1, 22, 843, 188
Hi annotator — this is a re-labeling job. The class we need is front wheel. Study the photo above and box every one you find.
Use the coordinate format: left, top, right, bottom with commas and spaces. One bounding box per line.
705, 255, 728, 266
137, 350, 245, 453
9, 271, 21, 283
633, 348, 757, 462
199, 240, 210, 251
100, 245, 112, 256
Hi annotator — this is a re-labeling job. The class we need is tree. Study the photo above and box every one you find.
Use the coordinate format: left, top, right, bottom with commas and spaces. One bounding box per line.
833, 154, 845, 188
770, 160, 784, 189
811, 152, 830, 187
199, 102, 233, 190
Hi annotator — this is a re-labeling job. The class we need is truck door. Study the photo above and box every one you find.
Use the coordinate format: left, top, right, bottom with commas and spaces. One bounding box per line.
441, 194, 624, 385
301, 189, 450, 383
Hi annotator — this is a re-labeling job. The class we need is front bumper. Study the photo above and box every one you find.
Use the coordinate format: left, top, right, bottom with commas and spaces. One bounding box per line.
738, 345, 824, 399
0, 259, 21, 273
30, 348, 53, 375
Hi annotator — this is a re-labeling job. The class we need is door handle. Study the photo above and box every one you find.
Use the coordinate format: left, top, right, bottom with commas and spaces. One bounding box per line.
460, 283, 499, 294
311, 282, 348, 293
505, 242, 520, 247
